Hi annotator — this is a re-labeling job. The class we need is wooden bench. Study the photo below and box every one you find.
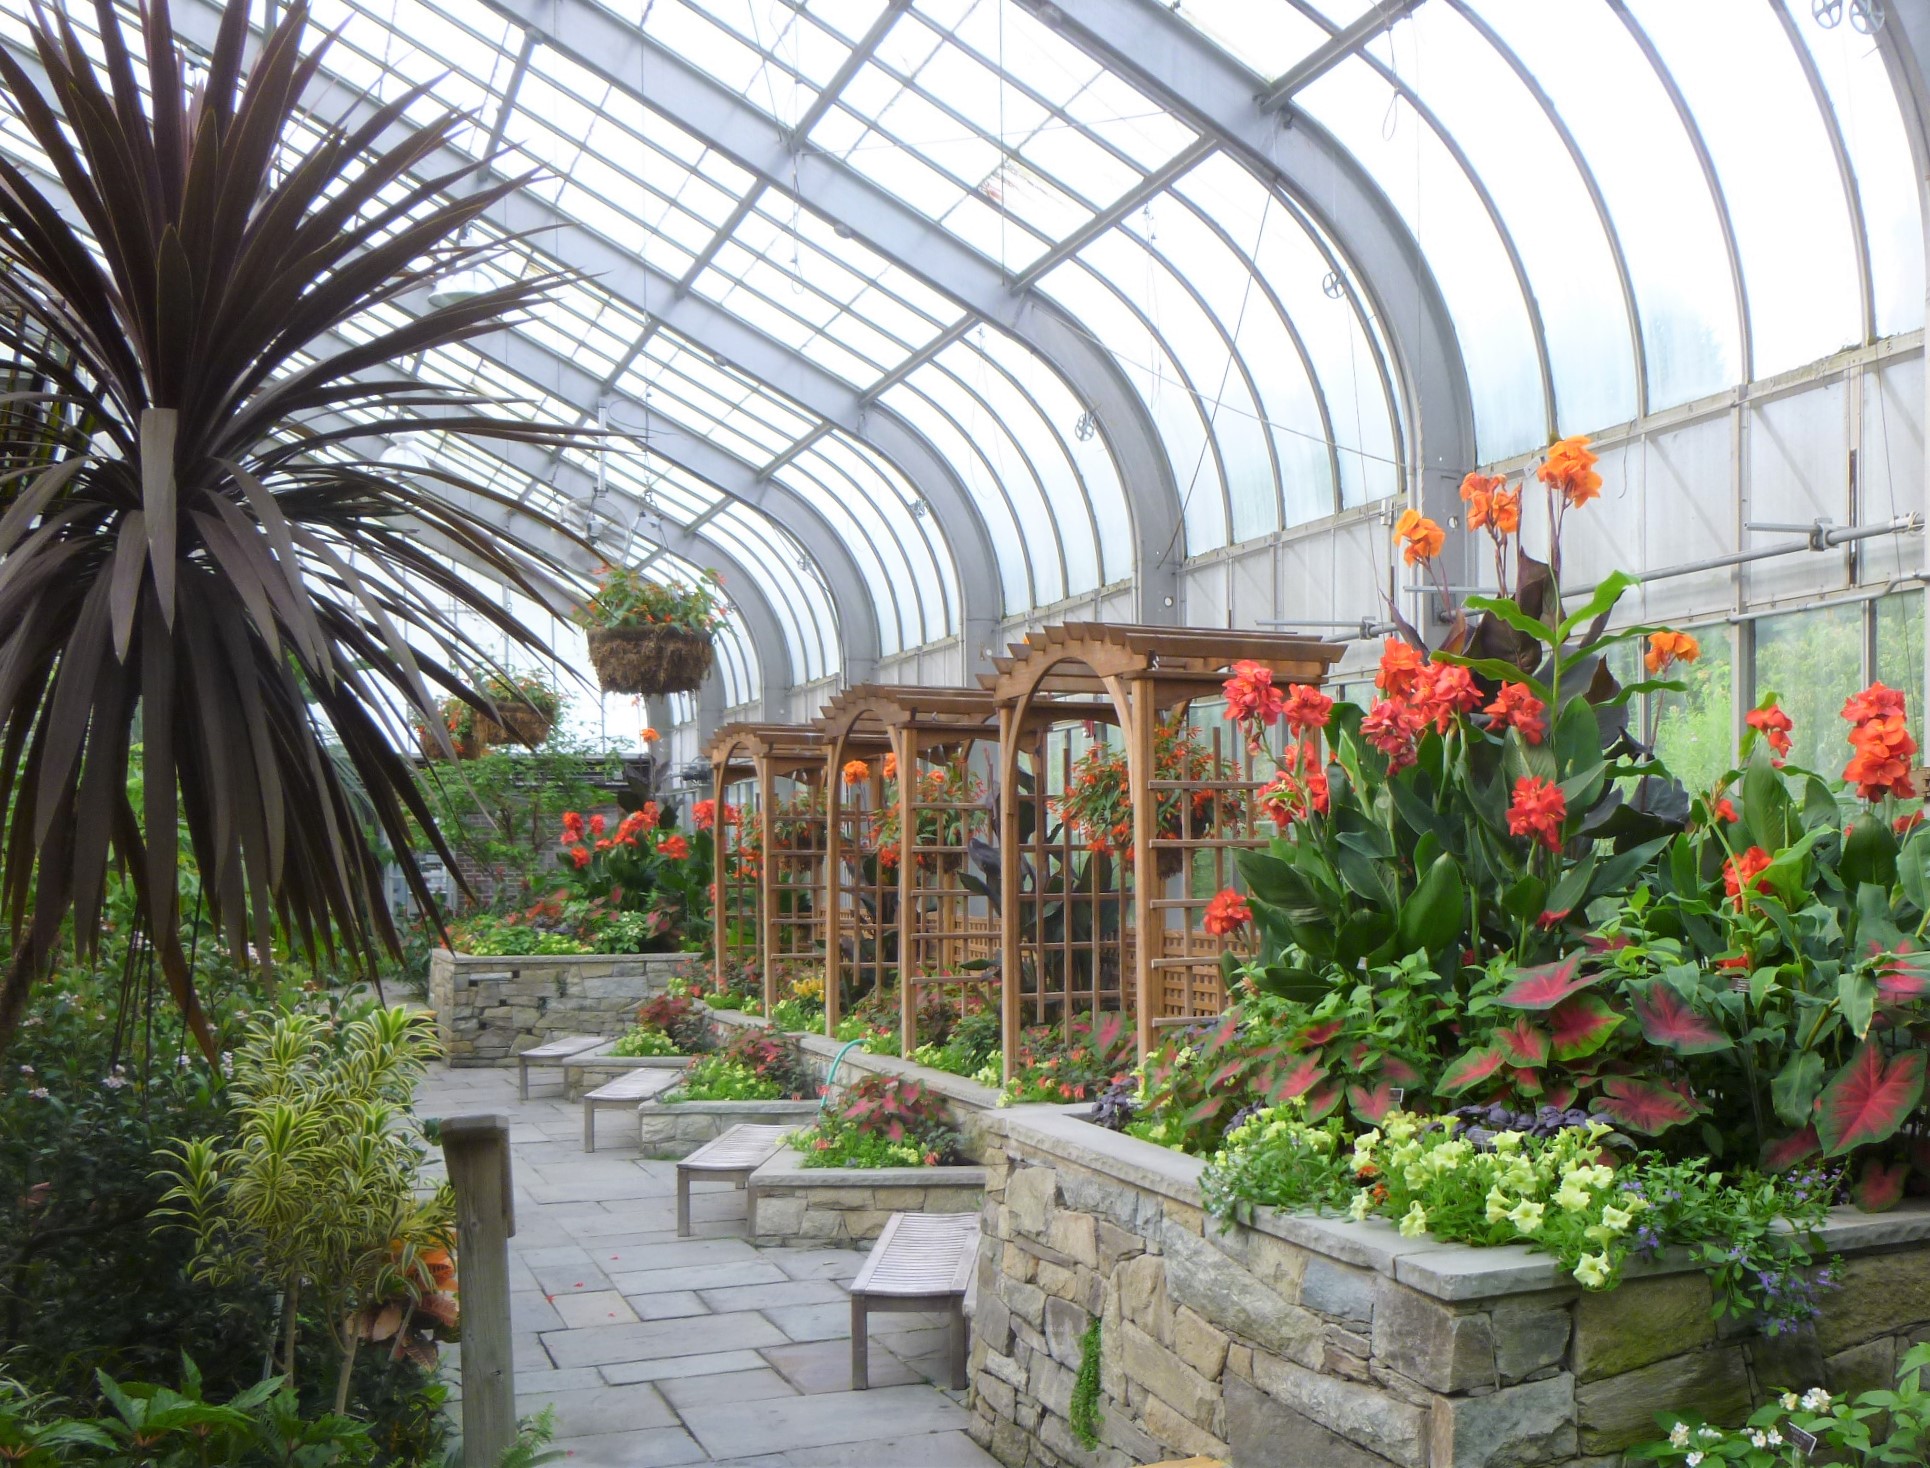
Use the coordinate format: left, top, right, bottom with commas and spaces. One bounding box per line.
515, 1034, 604, 1100
675, 1123, 795, 1237
850, 1211, 979, 1391
581, 1067, 680, 1152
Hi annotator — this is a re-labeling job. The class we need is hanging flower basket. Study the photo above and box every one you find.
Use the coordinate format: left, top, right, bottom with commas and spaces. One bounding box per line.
476, 705, 555, 748
417, 724, 481, 762
585, 624, 715, 696
473, 671, 563, 747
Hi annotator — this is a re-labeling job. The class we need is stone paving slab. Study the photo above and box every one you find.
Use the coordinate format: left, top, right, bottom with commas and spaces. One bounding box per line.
418, 1063, 994, 1466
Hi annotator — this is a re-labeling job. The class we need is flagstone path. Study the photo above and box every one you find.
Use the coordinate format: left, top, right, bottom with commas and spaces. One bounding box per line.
418, 1064, 996, 1467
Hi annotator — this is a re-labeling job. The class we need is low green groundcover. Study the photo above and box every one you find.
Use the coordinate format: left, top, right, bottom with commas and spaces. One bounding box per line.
789, 1074, 960, 1168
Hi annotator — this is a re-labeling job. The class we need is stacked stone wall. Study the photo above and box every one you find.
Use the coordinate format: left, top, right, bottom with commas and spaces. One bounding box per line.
429, 949, 686, 1064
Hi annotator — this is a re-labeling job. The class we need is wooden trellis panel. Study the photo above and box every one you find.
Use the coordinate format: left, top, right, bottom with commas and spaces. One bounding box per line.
985, 623, 1340, 1064
707, 724, 827, 1013
816, 692, 897, 1034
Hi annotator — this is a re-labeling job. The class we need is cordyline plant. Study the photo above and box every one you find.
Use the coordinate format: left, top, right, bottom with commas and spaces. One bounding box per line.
0, 0, 592, 1049
1207, 438, 1930, 1207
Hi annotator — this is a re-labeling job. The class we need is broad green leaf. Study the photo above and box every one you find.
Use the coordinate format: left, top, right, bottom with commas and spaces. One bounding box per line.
1399, 852, 1465, 955
1557, 571, 1639, 642
1841, 813, 1900, 893
1838, 968, 1878, 1040
1464, 594, 1557, 649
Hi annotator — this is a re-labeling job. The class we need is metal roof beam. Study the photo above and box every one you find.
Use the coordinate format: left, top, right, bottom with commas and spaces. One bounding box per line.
479, 0, 1184, 626
1014, 0, 1477, 599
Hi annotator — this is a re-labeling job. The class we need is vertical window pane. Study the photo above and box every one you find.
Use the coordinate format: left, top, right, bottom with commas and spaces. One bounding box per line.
1753, 604, 1865, 776
1652, 628, 1733, 798
1875, 592, 1926, 752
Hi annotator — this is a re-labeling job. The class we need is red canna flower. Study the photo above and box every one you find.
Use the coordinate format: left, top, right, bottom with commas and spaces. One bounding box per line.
1202, 888, 1252, 936
1723, 846, 1773, 907
569, 845, 590, 869
1712, 796, 1739, 824
561, 810, 586, 842
588, 814, 606, 837
657, 833, 690, 861
1282, 683, 1334, 738
1416, 662, 1481, 733
1896, 809, 1926, 837
1846, 716, 1918, 801
842, 759, 869, 785
1223, 660, 1286, 726
1843, 682, 1908, 725
692, 799, 717, 831
1506, 776, 1566, 852
1484, 682, 1547, 744
1747, 704, 1793, 758
1361, 698, 1425, 773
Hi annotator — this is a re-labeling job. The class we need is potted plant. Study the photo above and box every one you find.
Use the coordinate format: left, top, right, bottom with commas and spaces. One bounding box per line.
418, 698, 483, 762
474, 670, 563, 748
576, 565, 726, 696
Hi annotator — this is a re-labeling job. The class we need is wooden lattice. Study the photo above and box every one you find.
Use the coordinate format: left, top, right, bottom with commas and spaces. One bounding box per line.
706, 724, 827, 1012
985, 623, 1340, 1062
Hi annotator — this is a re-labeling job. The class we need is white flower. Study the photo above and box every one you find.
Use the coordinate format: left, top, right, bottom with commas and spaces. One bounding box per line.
1347, 1189, 1373, 1223
1780, 1392, 1800, 1411
1685, 1452, 1703, 1467
1399, 1202, 1428, 1238
1506, 1199, 1545, 1234
27, 1086, 48, 1100
1749, 1430, 1768, 1448
1491, 1130, 1524, 1154
1698, 1427, 1722, 1442
1572, 1251, 1612, 1289
101, 1074, 128, 1090
1767, 1429, 1781, 1446
1554, 1181, 1592, 1213
18, 1064, 32, 1075
1669, 1422, 1691, 1448
1800, 1388, 1831, 1412
1485, 1188, 1512, 1224
1598, 1203, 1632, 1234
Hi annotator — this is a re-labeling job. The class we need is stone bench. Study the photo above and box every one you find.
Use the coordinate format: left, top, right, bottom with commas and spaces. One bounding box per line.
675, 1123, 795, 1237
581, 1067, 681, 1152
850, 1210, 979, 1392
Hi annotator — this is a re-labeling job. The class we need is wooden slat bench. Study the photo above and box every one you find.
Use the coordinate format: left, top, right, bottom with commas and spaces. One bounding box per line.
581, 1067, 680, 1152
675, 1123, 795, 1237
849, 1211, 979, 1391
515, 1034, 605, 1100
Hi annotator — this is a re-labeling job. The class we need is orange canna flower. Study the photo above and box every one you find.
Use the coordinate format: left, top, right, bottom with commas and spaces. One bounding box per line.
1376, 638, 1425, 700
1394, 507, 1446, 566
1846, 716, 1918, 801
1538, 436, 1602, 508
569, 845, 590, 869
1361, 697, 1425, 773
1723, 846, 1773, 907
841, 759, 869, 786
1282, 684, 1334, 738
1223, 659, 1286, 727
640, 727, 660, 743
1487, 486, 1521, 535
1843, 682, 1909, 726
1202, 888, 1253, 936
882, 752, 898, 780
1483, 682, 1547, 745
1459, 471, 1504, 520
692, 799, 717, 831
658, 833, 690, 861
1747, 704, 1793, 758
1645, 630, 1700, 674
1416, 662, 1481, 733
1507, 776, 1567, 851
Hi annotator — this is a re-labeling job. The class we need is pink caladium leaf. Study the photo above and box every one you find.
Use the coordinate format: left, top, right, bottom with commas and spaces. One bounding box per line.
1761, 1125, 1820, 1173
1348, 1081, 1399, 1125
1852, 1157, 1909, 1213
1298, 1020, 1342, 1047
1592, 1077, 1700, 1136
1267, 1054, 1325, 1103
1548, 994, 1623, 1063
1543, 1082, 1578, 1111
1438, 1045, 1509, 1094
1629, 982, 1731, 1054
1877, 954, 1930, 1006
1494, 1018, 1551, 1068
1816, 1042, 1926, 1157
1303, 1082, 1342, 1122
1380, 1056, 1423, 1086
1497, 955, 1598, 1011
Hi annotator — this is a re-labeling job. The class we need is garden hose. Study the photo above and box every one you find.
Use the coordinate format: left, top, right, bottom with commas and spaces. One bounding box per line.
824, 1038, 863, 1110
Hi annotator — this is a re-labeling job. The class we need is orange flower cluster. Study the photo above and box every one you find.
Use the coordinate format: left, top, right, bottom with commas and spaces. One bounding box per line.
658, 833, 690, 861
640, 726, 660, 743
883, 751, 898, 780
1645, 630, 1700, 674
841, 758, 870, 785
1746, 704, 1793, 759
1223, 659, 1286, 726
1506, 776, 1566, 852
1394, 507, 1445, 566
1361, 696, 1425, 773
1202, 888, 1252, 936
1375, 638, 1425, 699
1282, 683, 1333, 738
1842, 681, 1918, 801
1460, 472, 1520, 536
1415, 662, 1482, 734
1484, 682, 1546, 744
1538, 436, 1602, 508
1258, 744, 1330, 825
1723, 845, 1773, 907
692, 799, 740, 832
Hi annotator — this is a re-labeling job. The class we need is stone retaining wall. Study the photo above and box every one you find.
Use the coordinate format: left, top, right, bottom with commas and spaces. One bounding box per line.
429, 949, 687, 1065
746, 1147, 986, 1247
635, 1096, 823, 1158
969, 1106, 1930, 1468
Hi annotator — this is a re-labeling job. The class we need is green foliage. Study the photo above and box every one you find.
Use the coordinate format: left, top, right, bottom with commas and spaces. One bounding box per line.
671, 1057, 783, 1102
155, 1008, 452, 1413
574, 565, 726, 634
788, 1119, 949, 1169
609, 1026, 680, 1058
446, 916, 590, 956
0, 1359, 376, 1467
1635, 1341, 1930, 1464
767, 998, 824, 1034
1069, 1318, 1103, 1451
1003, 1012, 1134, 1105
636, 992, 711, 1055
908, 1005, 999, 1078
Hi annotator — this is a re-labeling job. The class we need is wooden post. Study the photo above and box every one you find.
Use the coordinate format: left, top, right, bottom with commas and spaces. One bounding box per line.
758, 757, 776, 1015
997, 704, 1020, 1090
1124, 674, 1157, 1059
441, 1114, 515, 1468
823, 740, 844, 1038
896, 725, 916, 1056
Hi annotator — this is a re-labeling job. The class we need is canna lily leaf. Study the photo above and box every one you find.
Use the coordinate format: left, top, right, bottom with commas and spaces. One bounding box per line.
1761, 1125, 1821, 1173
1497, 954, 1598, 1010
1592, 1077, 1701, 1136
1493, 1017, 1550, 1068
1816, 1042, 1927, 1157
1548, 993, 1622, 1062
1628, 982, 1730, 1055
1771, 1052, 1827, 1129
1438, 1045, 1509, 1095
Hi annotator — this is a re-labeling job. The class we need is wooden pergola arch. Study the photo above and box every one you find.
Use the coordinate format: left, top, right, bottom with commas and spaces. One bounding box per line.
985, 623, 1341, 1065
815, 685, 1006, 1055
706, 722, 827, 1014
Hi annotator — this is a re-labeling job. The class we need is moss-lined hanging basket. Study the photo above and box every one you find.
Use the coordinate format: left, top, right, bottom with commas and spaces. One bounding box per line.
417, 725, 482, 762
476, 705, 556, 748
586, 625, 715, 696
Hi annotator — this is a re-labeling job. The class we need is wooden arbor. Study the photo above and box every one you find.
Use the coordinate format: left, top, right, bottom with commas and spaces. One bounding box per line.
986, 624, 1340, 1064
706, 723, 827, 1013
815, 686, 1003, 1054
